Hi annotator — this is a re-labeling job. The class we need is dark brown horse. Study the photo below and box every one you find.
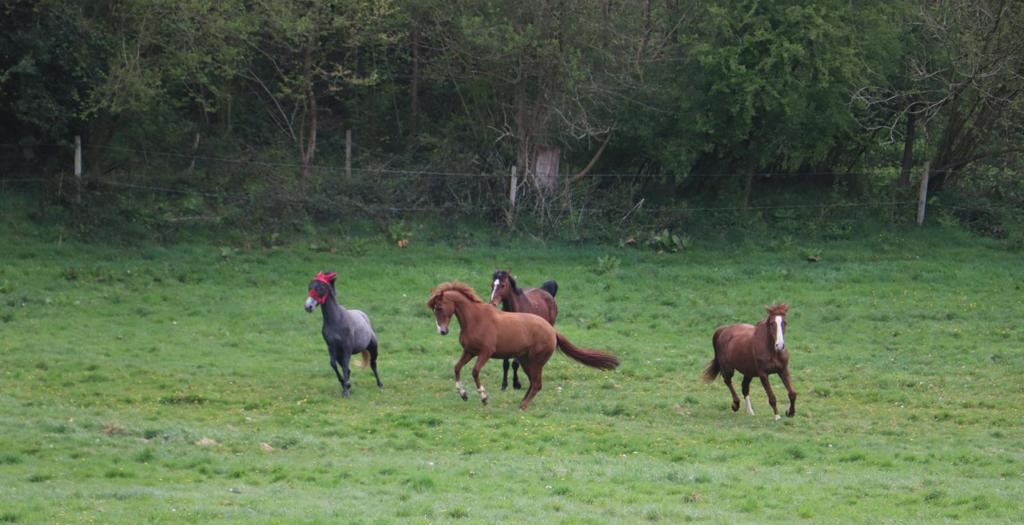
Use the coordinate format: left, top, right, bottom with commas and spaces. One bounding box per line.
428, 282, 618, 410
702, 304, 797, 419
489, 270, 558, 390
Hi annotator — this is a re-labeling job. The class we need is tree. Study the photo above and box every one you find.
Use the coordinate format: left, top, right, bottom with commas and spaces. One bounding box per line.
244, 0, 397, 181
689, 1, 885, 175
917, 0, 1024, 188
856, 0, 1024, 189
421, 1, 686, 195
0, 1, 109, 160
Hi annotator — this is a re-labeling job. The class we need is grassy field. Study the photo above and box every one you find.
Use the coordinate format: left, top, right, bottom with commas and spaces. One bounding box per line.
1, 208, 1023, 524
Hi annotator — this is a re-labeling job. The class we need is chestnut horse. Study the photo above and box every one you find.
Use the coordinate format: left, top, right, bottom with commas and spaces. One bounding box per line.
489, 270, 558, 390
702, 304, 797, 419
428, 282, 618, 410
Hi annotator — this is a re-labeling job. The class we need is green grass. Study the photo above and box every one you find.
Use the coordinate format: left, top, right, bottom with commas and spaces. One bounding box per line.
1, 213, 1022, 524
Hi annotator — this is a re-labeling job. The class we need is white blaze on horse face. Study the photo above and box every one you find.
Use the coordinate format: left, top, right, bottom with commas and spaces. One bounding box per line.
433, 305, 448, 334
489, 279, 500, 303
774, 316, 785, 351
744, 396, 755, 416
304, 297, 318, 311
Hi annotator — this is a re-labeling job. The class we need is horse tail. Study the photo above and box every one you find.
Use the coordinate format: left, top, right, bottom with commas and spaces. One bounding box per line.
555, 333, 618, 370
701, 359, 720, 383
541, 280, 558, 298
702, 329, 724, 383
360, 350, 370, 368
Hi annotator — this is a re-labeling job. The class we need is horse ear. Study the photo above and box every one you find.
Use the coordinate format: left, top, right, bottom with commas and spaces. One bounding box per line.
325, 272, 337, 285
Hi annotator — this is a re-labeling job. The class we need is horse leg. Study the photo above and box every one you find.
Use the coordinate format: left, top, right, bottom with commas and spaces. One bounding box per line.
518, 358, 542, 410
758, 373, 780, 420
453, 350, 473, 401
328, 346, 346, 395
511, 358, 522, 390
741, 375, 755, 416
339, 347, 353, 397
471, 351, 493, 405
519, 346, 553, 410
501, 359, 510, 391
723, 371, 741, 412
779, 368, 797, 417
368, 339, 383, 388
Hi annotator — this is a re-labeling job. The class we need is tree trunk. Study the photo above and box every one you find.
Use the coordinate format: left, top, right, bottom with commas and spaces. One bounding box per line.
514, 83, 530, 183
534, 145, 561, 192
301, 93, 317, 181
570, 130, 614, 184
742, 172, 754, 209
300, 45, 317, 181
410, 27, 419, 137
898, 112, 916, 188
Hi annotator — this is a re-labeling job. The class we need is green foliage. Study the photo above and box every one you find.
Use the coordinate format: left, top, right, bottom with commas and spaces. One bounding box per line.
801, 247, 823, 262
645, 229, 688, 253
0, 0, 109, 143
386, 220, 414, 246
683, 1, 885, 171
593, 255, 621, 275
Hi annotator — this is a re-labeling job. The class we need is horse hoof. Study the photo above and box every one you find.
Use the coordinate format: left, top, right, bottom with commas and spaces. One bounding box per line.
774, 414, 781, 421
460, 393, 468, 401
481, 397, 488, 405
342, 390, 351, 398
731, 402, 740, 412
513, 383, 522, 390
787, 411, 795, 418
501, 384, 508, 391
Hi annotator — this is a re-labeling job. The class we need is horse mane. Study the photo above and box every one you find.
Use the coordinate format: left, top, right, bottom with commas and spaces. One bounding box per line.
765, 303, 789, 316
509, 275, 523, 295
427, 282, 485, 307
493, 270, 524, 295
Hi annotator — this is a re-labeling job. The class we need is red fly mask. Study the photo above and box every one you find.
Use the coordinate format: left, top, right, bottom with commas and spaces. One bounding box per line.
308, 272, 337, 305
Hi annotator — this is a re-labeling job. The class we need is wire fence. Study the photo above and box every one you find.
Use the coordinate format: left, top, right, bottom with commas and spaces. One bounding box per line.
0, 142, 890, 179
3, 142, 1016, 230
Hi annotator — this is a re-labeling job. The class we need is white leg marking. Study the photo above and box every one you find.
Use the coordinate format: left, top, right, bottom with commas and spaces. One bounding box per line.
478, 385, 489, 404
774, 316, 785, 351
774, 414, 782, 421
456, 381, 467, 397
745, 396, 754, 416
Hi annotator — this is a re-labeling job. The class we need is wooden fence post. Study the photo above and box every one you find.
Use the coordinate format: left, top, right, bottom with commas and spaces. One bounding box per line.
74, 135, 82, 204
506, 166, 518, 226
917, 161, 930, 226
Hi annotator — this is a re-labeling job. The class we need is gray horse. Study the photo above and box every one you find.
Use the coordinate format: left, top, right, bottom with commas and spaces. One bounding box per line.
304, 272, 382, 397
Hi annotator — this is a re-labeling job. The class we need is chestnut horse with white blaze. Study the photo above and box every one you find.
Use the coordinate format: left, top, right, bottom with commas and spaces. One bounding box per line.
428, 282, 618, 410
702, 304, 797, 419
